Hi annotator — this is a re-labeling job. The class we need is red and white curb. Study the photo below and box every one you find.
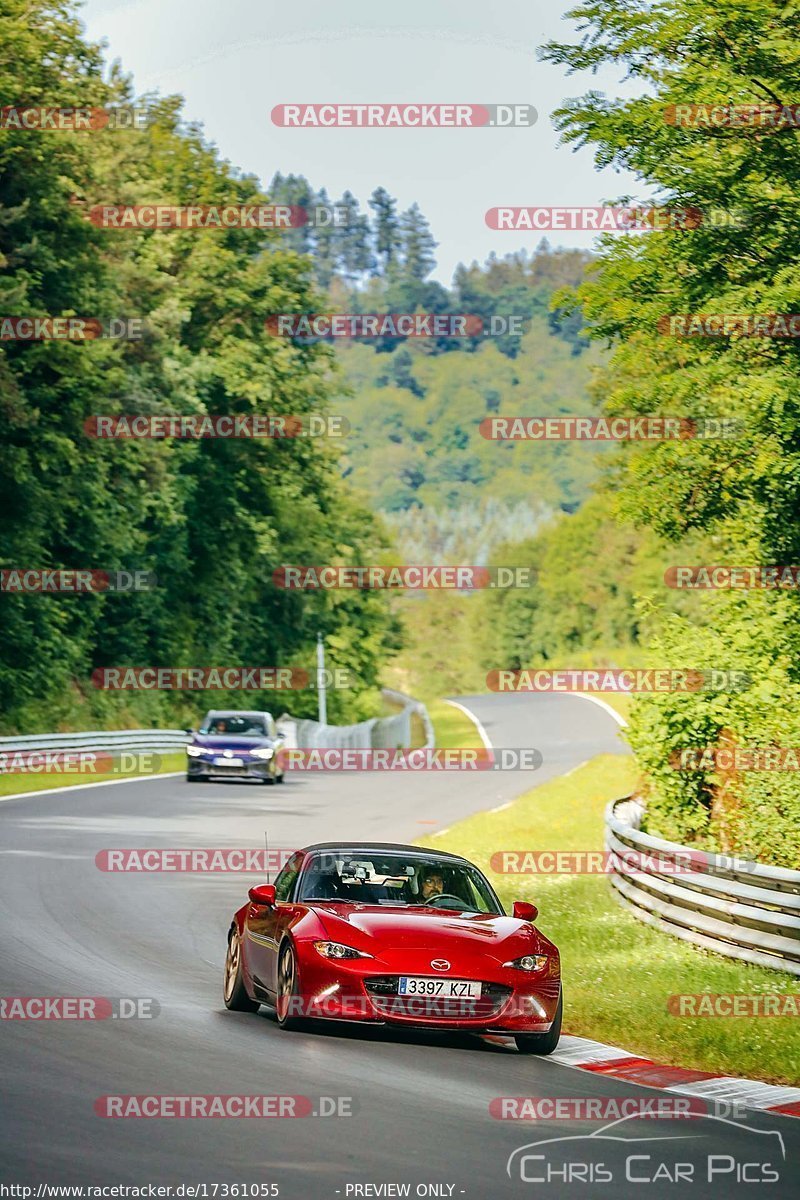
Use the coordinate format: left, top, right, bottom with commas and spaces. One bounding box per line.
547, 1034, 800, 1120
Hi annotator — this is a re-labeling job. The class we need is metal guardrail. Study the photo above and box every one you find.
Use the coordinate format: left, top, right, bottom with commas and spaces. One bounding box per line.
0, 690, 433, 763
380, 687, 435, 748
0, 729, 188, 756
278, 688, 434, 751
605, 797, 800, 976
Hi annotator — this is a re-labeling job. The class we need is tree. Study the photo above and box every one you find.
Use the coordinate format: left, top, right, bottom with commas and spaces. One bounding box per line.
0, 0, 402, 732
369, 186, 401, 274
398, 202, 437, 282
336, 191, 374, 285
267, 171, 313, 254
540, 0, 800, 863
312, 186, 339, 289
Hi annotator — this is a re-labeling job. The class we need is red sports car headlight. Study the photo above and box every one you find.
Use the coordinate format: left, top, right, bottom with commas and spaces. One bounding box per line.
314, 941, 373, 960
503, 954, 549, 971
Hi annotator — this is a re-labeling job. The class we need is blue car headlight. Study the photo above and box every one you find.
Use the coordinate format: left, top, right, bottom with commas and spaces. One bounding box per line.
250, 747, 274, 760
186, 745, 207, 758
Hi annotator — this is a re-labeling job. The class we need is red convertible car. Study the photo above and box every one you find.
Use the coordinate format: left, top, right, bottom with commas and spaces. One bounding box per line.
223, 842, 562, 1054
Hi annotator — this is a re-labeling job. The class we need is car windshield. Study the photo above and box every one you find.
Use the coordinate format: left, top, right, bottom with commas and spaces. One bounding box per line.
296, 851, 502, 914
201, 716, 268, 737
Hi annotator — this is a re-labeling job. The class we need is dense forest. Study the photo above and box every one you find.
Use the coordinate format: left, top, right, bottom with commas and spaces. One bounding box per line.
533, 0, 800, 866
335, 249, 603, 554
0, 2, 401, 732
386, 0, 800, 866
269, 175, 604, 553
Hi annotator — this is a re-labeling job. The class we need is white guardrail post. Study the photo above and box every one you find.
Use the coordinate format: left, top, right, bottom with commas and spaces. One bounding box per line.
605, 796, 800, 976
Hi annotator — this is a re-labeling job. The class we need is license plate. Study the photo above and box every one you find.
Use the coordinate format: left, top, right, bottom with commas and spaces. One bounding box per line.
398, 977, 481, 998
215, 757, 243, 767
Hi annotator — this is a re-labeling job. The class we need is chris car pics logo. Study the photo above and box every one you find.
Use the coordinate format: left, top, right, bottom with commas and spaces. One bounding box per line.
506, 1113, 785, 1185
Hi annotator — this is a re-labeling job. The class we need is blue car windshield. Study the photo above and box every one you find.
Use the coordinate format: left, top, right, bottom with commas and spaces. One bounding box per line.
201, 717, 267, 737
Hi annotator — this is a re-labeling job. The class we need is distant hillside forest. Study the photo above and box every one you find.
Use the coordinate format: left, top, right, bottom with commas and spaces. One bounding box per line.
269, 173, 591, 355
267, 176, 602, 558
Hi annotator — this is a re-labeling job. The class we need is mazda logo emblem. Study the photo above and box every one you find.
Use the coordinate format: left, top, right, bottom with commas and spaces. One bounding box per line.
430, 959, 450, 971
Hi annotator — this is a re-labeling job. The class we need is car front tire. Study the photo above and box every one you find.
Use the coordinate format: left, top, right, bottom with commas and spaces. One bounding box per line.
514, 991, 562, 1055
275, 941, 308, 1031
223, 929, 259, 1013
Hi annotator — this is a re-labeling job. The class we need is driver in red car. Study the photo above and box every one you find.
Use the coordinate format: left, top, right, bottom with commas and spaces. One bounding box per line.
418, 870, 444, 903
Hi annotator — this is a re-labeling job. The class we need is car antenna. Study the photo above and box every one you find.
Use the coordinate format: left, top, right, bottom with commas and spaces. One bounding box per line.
264, 829, 271, 884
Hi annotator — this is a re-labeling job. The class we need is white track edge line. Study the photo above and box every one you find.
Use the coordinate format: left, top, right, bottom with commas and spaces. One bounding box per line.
444, 699, 493, 750
0, 772, 184, 803
565, 691, 629, 728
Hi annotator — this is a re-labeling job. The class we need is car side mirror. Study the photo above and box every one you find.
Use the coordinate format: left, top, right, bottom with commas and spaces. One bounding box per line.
512, 900, 538, 922
184, 728, 194, 736
248, 884, 276, 907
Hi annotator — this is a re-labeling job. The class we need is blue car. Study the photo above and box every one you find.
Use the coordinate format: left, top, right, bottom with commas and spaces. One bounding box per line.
185, 709, 285, 784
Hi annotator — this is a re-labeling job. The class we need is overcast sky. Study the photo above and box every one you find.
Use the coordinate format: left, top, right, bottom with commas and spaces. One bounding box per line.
79, 0, 645, 283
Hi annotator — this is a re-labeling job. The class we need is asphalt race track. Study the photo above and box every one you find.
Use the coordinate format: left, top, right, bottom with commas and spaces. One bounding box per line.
1, 694, 797, 1198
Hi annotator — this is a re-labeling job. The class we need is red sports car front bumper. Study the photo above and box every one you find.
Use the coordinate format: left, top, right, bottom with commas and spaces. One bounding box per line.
290, 948, 561, 1033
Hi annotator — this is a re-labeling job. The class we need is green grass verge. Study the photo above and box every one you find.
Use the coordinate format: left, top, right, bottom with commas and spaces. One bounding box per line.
593, 693, 634, 724
419, 754, 800, 1086
0, 751, 186, 797
428, 699, 483, 750
383, 695, 478, 750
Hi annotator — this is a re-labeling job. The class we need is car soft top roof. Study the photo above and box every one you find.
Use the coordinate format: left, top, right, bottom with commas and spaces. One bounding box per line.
300, 842, 470, 864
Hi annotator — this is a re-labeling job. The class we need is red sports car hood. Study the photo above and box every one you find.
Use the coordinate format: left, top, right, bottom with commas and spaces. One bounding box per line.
312, 904, 549, 957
